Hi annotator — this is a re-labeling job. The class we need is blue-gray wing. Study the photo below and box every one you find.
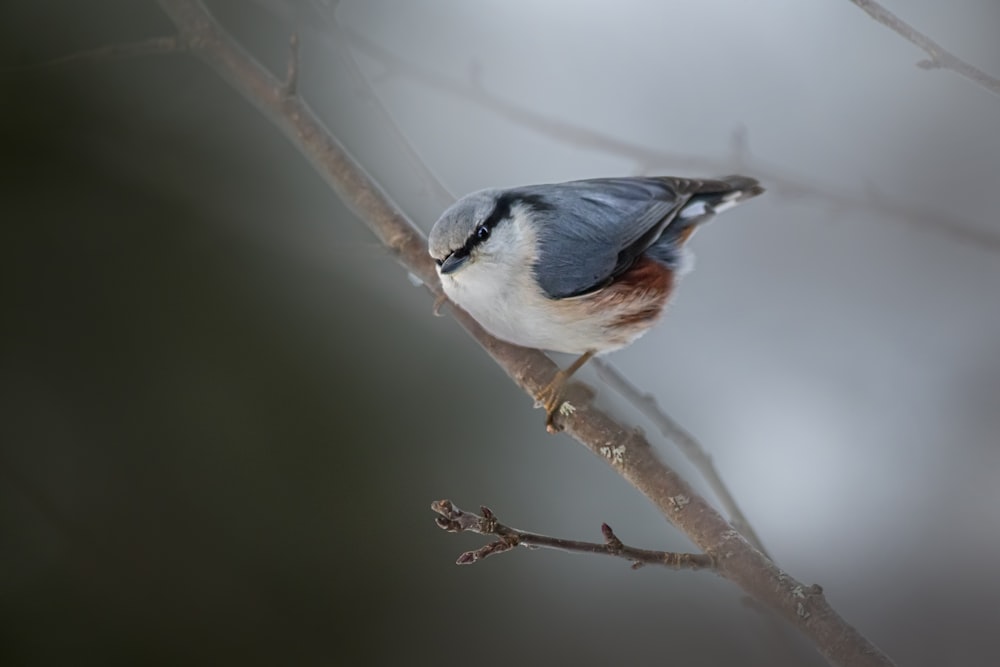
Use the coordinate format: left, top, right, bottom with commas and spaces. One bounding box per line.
520, 177, 691, 299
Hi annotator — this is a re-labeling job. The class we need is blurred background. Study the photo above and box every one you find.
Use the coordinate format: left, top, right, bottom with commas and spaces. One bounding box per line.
1, 1, 998, 665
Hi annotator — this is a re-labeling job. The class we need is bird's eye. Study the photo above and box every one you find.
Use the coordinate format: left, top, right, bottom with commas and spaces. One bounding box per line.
475, 224, 490, 240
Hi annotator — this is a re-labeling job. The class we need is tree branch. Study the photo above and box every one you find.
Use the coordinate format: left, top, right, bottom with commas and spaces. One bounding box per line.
432, 500, 713, 569
155, 2, 896, 665
848, 0, 1000, 97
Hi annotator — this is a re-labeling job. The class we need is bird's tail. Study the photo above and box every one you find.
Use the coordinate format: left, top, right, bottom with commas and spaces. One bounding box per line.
718, 174, 765, 199
686, 174, 764, 216
647, 175, 763, 270
669, 175, 764, 243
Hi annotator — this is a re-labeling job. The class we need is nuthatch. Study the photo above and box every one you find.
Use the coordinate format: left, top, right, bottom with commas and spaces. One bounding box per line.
428, 175, 764, 431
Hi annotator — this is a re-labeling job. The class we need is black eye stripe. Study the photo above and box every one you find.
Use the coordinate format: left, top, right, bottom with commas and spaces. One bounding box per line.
447, 193, 555, 262
450, 194, 512, 260
478, 194, 513, 236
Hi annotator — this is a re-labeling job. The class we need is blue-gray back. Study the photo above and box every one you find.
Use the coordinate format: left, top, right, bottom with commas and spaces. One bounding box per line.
518, 177, 690, 298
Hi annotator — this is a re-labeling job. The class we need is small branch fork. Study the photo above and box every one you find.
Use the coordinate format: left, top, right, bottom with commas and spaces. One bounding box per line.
432, 500, 713, 570
848, 0, 1000, 97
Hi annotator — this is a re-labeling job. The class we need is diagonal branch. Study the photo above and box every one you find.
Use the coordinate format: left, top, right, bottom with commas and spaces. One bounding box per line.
155, 2, 895, 665
848, 0, 1000, 97
592, 359, 770, 559
432, 499, 714, 569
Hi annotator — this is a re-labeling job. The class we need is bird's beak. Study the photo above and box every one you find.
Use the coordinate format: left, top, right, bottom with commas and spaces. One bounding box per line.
439, 252, 469, 275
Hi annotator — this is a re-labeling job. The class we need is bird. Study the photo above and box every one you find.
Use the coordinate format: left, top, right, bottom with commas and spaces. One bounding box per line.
428, 175, 764, 431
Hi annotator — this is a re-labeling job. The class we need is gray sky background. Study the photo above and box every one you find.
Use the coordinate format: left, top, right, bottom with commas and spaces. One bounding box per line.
2, 1, 998, 665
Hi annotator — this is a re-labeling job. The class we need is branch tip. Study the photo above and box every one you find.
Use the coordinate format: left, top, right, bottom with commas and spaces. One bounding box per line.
600, 523, 624, 554
282, 32, 300, 97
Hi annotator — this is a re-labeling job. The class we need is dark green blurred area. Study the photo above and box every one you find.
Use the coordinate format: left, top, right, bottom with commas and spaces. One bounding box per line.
0, 2, 474, 664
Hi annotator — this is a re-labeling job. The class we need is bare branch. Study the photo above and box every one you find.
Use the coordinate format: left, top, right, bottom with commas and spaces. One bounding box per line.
342, 26, 723, 174
848, 0, 1000, 97
342, 26, 1000, 255
155, 2, 896, 664
431, 500, 713, 569
592, 359, 769, 559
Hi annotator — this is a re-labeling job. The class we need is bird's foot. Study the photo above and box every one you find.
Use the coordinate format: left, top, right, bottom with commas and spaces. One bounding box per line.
537, 372, 570, 433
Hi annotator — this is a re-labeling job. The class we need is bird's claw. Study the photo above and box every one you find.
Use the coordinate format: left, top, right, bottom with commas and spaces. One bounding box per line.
537, 372, 568, 433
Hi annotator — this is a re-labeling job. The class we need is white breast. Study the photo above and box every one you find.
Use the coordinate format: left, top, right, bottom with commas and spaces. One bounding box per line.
438, 211, 661, 354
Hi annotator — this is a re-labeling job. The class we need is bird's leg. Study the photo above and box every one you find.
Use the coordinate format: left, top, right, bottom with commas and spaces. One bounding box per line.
538, 349, 595, 433
432, 294, 448, 316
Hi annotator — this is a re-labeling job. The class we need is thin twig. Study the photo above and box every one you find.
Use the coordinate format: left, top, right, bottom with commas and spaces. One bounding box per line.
281, 33, 299, 97
432, 500, 713, 570
2, 36, 183, 71
255, 0, 455, 210
592, 359, 770, 559
318, 15, 456, 210
342, 26, 1000, 255
848, 0, 1000, 97
155, 2, 896, 664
